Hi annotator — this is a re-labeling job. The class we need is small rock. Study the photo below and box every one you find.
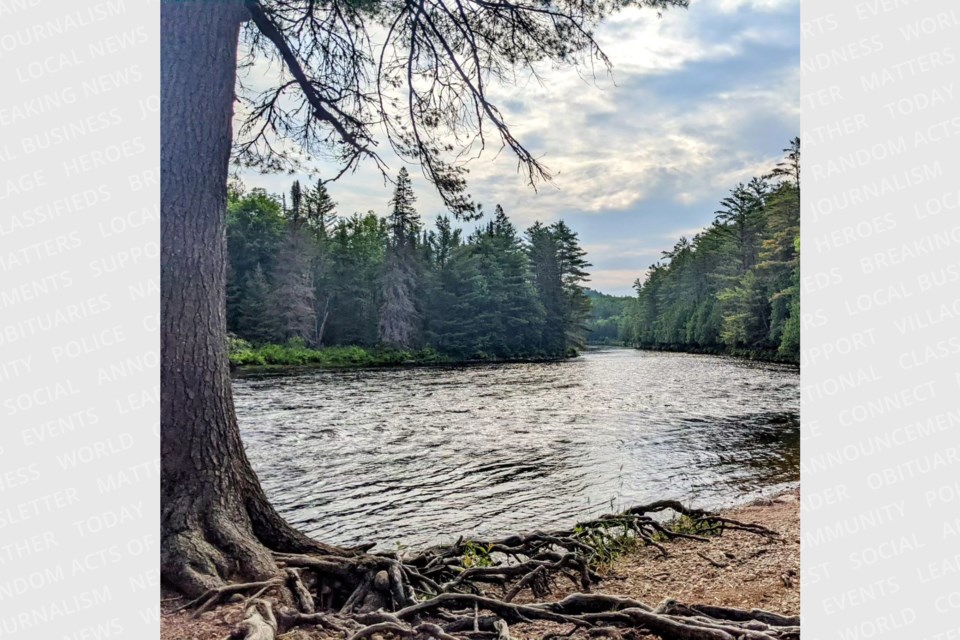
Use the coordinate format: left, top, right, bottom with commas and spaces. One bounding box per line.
374, 570, 390, 591
199, 611, 216, 621
228, 594, 245, 603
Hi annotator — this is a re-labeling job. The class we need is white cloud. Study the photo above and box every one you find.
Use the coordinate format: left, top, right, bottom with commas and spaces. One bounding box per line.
588, 269, 648, 295
712, 0, 796, 13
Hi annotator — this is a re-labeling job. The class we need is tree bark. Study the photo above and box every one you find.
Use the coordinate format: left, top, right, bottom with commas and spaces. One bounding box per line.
161, 0, 346, 598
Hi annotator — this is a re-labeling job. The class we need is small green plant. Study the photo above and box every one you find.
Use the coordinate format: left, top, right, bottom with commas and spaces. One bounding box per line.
226, 335, 266, 365
573, 521, 638, 569
648, 513, 718, 543
461, 541, 494, 569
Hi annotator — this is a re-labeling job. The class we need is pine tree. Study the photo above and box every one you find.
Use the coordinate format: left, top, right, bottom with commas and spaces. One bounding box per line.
271, 223, 318, 344
526, 222, 567, 354
767, 137, 801, 188
551, 220, 592, 351
327, 213, 388, 346
429, 215, 461, 268
490, 207, 545, 356
238, 264, 274, 344
379, 168, 422, 348
225, 187, 285, 340
303, 179, 339, 344
713, 181, 765, 274
289, 179, 304, 226
624, 138, 801, 361
226, 259, 243, 336
304, 179, 338, 240
387, 168, 419, 242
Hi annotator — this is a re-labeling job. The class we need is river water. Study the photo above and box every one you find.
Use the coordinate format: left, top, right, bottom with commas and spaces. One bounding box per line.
235, 348, 799, 549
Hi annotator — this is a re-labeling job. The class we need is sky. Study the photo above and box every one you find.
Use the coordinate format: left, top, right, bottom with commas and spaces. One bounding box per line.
239, 0, 799, 295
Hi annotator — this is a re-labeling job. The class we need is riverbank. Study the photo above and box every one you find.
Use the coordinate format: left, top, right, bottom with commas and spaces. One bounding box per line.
585, 341, 800, 365
229, 342, 448, 368
160, 490, 799, 639
516, 489, 800, 628
628, 343, 800, 365
229, 341, 575, 370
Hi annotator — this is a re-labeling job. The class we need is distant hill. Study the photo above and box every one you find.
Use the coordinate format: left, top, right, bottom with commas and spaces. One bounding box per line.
585, 289, 633, 345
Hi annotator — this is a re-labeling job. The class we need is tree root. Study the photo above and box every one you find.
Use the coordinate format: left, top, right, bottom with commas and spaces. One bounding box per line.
231, 599, 277, 640
168, 500, 794, 640
694, 552, 728, 569
174, 579, 284, 617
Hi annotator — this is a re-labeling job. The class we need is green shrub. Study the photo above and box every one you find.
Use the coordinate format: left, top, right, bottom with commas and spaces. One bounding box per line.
227, 341, 451, 369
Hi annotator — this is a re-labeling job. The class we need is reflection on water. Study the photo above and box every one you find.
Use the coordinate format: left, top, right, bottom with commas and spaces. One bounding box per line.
234, 348, 799, 549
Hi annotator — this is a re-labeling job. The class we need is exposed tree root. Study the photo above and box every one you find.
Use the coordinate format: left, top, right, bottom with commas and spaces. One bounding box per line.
694, 552, 727, 569
170, 501, 795, 640
174, 579, 283, 616
231, 599, 277, 640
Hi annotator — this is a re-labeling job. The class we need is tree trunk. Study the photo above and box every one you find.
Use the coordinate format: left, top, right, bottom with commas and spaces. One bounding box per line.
161, 1, 347, 598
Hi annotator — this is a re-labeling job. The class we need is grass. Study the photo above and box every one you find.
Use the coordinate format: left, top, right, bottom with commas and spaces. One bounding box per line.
227, 336, 581, 369
650, 514, 721, 543
228, 336, 448, 369
570, 520, 643, 570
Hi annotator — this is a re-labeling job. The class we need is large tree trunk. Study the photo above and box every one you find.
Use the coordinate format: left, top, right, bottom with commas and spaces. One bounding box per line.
161, 1, 347, 598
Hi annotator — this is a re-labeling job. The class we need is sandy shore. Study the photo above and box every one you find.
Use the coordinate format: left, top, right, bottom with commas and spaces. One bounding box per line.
161, 490, 800, 639
596, 489, 799, 614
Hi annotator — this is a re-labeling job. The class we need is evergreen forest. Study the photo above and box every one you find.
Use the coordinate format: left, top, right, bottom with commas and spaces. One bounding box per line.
226, 167, 592, 362
620, 138, 801, 361
227, 139, 800, 366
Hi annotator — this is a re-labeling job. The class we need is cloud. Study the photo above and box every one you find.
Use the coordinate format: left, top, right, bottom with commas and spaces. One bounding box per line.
588, 270, 648, 296
238, 0, 799, 294
713, 0, 795, 13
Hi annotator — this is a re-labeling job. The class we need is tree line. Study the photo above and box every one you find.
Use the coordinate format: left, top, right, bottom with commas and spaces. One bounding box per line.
226, 167, 592, 360
584, 289, 633, 344
619, 138, 801, 362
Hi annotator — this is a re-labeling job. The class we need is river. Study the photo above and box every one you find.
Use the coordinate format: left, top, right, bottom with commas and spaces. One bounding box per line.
234, 348, 799, 549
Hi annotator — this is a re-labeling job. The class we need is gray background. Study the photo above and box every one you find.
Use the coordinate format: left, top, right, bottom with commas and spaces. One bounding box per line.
802, 0, 960, 638
0, 0, 159, 636
1, 0, 959, 637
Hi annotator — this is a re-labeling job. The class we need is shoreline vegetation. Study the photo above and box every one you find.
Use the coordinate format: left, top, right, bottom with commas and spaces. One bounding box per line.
617, 343, 800, 365
228, 341, 794, 371
227, 141, 801, 370
161, 488, 799, 640
229, 338, 796, 371
583, 141, 801, 365
225, 171, 592, 367
228, 336, 576, 370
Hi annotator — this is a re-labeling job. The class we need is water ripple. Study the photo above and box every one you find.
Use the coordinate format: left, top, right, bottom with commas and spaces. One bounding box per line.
235, 348, 799, 549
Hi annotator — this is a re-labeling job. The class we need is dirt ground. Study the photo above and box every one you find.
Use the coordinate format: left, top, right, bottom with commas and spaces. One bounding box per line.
595, 490, 799, 615
161, 489, 799, 639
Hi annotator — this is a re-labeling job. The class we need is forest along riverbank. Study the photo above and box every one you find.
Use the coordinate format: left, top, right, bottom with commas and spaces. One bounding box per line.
159, 490, 800, 639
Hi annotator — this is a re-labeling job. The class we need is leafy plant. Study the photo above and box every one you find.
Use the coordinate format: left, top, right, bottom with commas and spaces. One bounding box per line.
461, 541, 494, 568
